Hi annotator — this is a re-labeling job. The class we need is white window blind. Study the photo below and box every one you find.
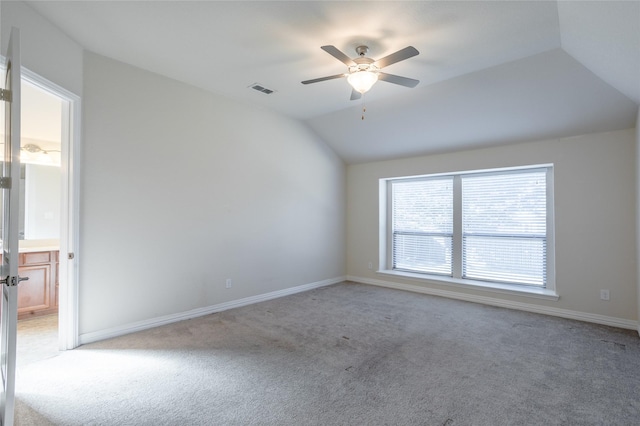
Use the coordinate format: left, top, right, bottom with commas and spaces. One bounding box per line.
392, 178, 453, 275
461, 170, 547, 286
387, 166, 552, 290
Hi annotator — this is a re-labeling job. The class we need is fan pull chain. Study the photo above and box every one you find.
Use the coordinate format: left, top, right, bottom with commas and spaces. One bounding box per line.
361, 94, 366, 120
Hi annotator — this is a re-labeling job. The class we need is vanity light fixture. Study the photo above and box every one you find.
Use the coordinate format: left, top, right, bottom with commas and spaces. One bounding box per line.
21, 143, 59, 155
0, 141, 61, 166
19, 143, 60, 166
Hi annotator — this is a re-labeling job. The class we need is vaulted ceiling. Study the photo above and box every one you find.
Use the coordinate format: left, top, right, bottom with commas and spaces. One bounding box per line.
26, 0, 640, 163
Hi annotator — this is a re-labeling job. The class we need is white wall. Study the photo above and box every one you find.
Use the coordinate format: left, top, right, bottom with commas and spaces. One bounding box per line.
636, 108, 640, 334
348, 129, 637, 324
2, 1, 346, 339
81, 52, 346, 335
1, 0, 83, 96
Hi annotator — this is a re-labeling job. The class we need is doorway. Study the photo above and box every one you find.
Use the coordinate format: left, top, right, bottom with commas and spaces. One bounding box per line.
12, 68, 80, 362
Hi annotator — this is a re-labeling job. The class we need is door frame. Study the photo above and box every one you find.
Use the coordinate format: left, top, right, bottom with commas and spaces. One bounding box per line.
22, 67, 80, 350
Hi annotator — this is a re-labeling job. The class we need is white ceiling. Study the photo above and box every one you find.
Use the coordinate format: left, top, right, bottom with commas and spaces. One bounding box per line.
25, 0, 640, 163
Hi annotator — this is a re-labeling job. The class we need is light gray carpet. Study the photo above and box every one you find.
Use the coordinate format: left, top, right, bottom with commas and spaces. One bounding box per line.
17, 314, 58, 367
14, 282, 640, 425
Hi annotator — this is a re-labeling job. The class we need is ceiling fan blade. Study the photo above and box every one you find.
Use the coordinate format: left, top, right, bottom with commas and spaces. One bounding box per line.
350, 89, 362, 101
301, 74, 346, 85
321, 45, 356, 66
378, 72, 420, 88
374, 46, 419, 68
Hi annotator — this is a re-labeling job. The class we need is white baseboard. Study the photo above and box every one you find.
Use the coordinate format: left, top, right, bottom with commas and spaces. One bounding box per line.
79, 276, 345, 345
347, 275, 639, 331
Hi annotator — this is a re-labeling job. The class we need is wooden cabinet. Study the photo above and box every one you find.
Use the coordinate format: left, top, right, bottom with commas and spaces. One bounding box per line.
17, 250, 59, 319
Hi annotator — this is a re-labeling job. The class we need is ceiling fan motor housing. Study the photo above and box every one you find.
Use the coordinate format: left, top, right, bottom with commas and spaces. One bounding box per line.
355, 45, 369, 56
350, 56, 378, 74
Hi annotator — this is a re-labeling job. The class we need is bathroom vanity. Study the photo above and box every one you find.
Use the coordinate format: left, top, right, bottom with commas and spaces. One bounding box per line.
1, 240, 60, 320
17, 248, 59, 320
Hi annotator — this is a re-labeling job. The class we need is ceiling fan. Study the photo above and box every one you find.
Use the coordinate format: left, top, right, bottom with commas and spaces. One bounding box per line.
302, 45, 420, 100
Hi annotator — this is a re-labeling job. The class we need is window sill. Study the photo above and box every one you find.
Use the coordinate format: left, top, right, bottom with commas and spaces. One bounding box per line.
376, 270, 559, 301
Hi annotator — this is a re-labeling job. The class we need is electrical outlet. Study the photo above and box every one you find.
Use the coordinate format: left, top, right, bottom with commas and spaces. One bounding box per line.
367, 262, 373, 270
226, 278, 232, 289
600, 289, 610, 301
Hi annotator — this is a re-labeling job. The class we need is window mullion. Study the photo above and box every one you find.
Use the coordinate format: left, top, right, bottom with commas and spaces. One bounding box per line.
452, 175, 462, 279
545, 167, 555, 291
385, 180, 393, 271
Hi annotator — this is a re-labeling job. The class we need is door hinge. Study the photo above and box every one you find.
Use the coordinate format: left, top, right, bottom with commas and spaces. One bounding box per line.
0, 89, 11, 102
0, 275, 29, 287
0, 177, 11, 189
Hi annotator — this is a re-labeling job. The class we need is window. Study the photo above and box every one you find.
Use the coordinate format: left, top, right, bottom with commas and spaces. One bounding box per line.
392, 177, 453, 275
384, 165, 554, 292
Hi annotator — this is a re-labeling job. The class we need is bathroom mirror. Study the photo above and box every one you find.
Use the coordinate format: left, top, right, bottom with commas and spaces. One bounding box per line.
0, 162, 61, 240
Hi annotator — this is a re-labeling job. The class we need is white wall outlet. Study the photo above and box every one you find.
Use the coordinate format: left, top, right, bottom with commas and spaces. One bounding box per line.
367, 261, 373, 270
600, 289, 610, 301
225, 278, 232, 289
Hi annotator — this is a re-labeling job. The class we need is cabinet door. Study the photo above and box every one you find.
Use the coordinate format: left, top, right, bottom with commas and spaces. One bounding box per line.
17, 265, 51, 316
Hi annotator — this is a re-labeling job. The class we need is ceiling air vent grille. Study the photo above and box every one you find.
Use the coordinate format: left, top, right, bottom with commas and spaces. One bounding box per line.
249, 83, 275, 95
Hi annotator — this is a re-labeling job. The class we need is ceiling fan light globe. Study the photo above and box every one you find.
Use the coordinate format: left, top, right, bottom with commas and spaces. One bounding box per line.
347, 71, 378, 94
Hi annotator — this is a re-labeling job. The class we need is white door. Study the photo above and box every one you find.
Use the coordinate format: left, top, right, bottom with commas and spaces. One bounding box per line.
0, 27, 22, 426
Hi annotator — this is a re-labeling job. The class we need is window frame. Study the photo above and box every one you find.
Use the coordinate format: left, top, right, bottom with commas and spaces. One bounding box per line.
390, 175, 454, 277
380, 164, 557, 300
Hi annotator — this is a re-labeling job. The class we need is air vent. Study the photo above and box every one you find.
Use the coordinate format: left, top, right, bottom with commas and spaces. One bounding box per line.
249, 83, 275, 95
